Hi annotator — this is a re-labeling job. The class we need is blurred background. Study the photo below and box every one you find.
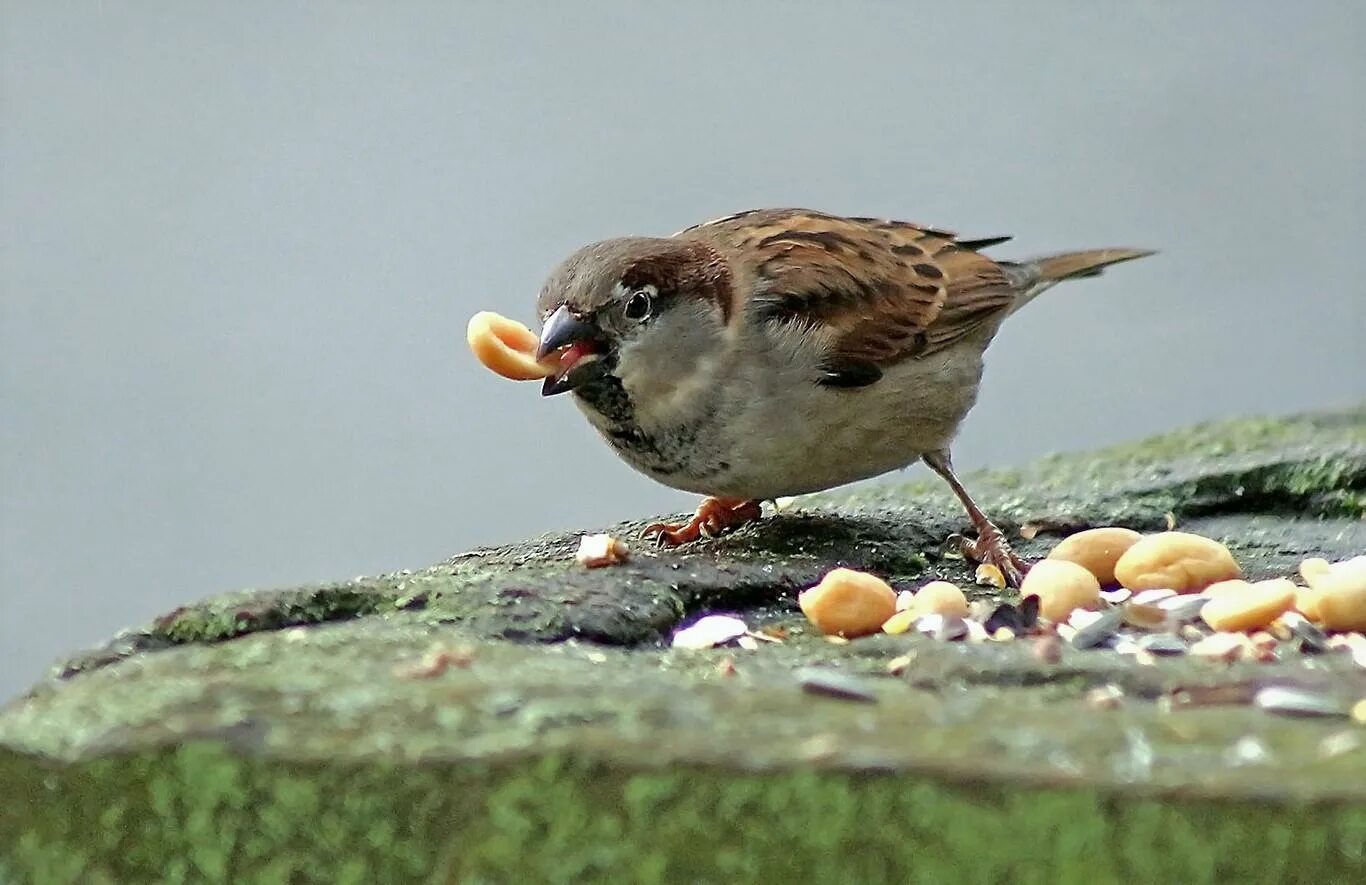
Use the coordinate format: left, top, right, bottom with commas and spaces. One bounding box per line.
2, 2, 1362, 702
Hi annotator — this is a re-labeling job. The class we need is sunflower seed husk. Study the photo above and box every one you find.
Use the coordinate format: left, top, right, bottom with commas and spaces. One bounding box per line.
671, 614, 748, 649
917, 613, 969, 642
983, 603, 1023, 634
797, 668, 879, 703
1122, 602, 1169, 631
1254, 686, 1350, 719
1132, 588, 1178, 606
1281, 612, 1328, 654
1158, 594, 1209, 622
1189, 632, 1247, 662
1070, 607, 1124, 650
1137, 633, 1189, 656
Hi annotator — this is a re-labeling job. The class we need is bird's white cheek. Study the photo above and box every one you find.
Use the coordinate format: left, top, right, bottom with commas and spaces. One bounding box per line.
618, 351, 719, 428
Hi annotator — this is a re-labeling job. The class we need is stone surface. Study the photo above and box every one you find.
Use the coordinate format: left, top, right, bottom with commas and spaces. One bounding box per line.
2, 408, 1365, 882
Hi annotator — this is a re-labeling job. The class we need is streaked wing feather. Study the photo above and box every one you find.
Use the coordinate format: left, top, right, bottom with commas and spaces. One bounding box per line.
677, 209, 1019, 367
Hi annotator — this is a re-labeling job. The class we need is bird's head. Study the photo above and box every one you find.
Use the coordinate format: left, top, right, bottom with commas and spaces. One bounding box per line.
534, 237, 733, 409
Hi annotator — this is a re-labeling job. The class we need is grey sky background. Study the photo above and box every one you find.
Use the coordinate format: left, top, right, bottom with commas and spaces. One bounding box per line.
2, 2, 1363, 702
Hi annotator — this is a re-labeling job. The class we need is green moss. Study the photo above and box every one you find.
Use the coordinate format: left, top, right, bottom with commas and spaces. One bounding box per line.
154, 584, 394, 644
10, 408, 1366, 882
4, 744, 1364, 884
835, 407, 1364, 519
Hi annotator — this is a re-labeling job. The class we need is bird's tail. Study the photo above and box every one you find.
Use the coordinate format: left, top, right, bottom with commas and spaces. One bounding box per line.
1004, 247, 1155, 309
1029, 248, 1156, 282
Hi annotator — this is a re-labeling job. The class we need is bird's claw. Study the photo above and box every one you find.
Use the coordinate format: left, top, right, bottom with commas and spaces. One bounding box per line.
950, 526, 1031, 589
640, 498, 763, 548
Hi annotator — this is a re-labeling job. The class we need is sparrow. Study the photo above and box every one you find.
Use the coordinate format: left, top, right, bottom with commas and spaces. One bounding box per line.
533, 208, 1153, 587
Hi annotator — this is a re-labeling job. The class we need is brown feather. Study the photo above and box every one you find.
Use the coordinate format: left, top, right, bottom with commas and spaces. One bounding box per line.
676, 208, 1020, 365
1024, 248, 1156, 282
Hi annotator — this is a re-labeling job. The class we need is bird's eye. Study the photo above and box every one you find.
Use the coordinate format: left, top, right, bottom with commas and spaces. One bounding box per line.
623, 288, 654, 321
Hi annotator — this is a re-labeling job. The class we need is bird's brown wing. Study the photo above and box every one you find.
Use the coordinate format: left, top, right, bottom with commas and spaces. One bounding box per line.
677, 209, 1020, 375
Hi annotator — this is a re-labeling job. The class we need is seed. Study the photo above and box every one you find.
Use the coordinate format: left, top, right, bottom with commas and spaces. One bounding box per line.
466, 311, 556, 380
1189, 632, 1247, 662
1296, 586, 1322, 622
671, 614, 748, 649
798, 667, 879, 703
885, 653, 915, 675
1112, 636, 1141, 655
1200, 579, 1296, 632
1254, 686, 1349, 718
1157, 594, 1210, 623
1300, 557, 1333, 585
1180, 624, 1209, 642
975, 563, 1007, 589
800, 568, 898, 638
1203, 579, 1253, 598
1122, 602, 1169, 631
575, 533, 630, 568
1114, 532, 1241, 593
1164, 682, 1259, 710
1312, 558, 1366, 632
968, 599, 997, 621
1344, 634, 1366, 668
1131, 588, 1178, 606
906, 580, 970, 618
1019, 559, 1101, 622
1068, 609, 1107, 630
983, 602, 1024, 634
881, 609, 917, 635
1281, 612, 1329, 654
1047, 527, 1143, 586
1070, 607, 1124, 650
1137, 633, 1189, 656
1100, 588, 1133, 605
916, 613, 969, 642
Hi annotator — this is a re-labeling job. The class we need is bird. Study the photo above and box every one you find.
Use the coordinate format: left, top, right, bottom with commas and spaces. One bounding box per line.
533, 208, 1153, 587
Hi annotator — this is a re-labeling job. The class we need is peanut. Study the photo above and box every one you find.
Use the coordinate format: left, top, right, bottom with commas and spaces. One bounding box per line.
1295, 586, 1322, 621
1202, 579, 1253, 597
575, 533, 629, 568
880, 609, 917, 635
907, 580, 970, 619
800, 568, 897, 638
467, 311, 554, 381
1047, 527, 1142, 586
1019, 559, 1101, 622
1313, 557, 1366, 632
1113, 532, 1241, 593
1200, 578, 1295, 632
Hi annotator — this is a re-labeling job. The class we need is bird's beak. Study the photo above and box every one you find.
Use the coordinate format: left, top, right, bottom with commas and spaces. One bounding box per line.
537, 305, 602, 397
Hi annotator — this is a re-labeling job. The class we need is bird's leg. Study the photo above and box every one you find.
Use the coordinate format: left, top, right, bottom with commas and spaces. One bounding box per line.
642, 498, 763, 547
922, 450, 1030, 588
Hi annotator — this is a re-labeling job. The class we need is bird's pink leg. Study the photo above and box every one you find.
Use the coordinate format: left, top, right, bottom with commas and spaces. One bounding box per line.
922, 450, 1030, 588
642, 498, 763, 547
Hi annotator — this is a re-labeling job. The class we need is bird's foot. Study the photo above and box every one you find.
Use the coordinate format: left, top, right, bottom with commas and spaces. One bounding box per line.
948, 523, 1030, 589
642, 498, 763, 547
